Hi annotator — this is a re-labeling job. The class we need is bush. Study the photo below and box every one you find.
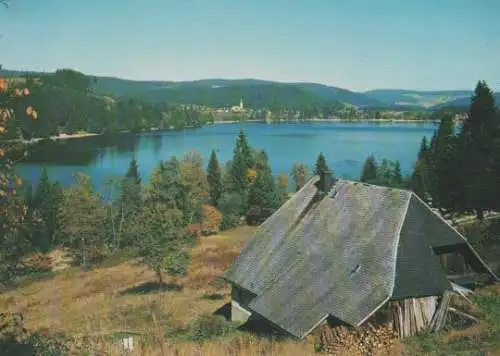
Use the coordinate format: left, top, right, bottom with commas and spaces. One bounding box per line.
221, 213, 241, 230
24, 331, 71, 356
186, 314, 238, 342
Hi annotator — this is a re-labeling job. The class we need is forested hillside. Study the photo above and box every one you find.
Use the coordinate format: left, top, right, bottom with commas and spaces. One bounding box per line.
1, 69, 212, 140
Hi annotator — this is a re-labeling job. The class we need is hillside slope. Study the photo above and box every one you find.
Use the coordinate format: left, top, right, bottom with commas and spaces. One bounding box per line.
364, 89, 473, 109
431, 92, 500, 110
1, 69, 382, 108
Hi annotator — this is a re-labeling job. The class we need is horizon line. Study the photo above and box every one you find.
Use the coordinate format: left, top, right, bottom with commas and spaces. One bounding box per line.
0, 66, 486, 94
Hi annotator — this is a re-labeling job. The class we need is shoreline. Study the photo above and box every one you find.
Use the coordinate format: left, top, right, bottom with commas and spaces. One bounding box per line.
212, 118, 438, 124
3, 118, 438, 144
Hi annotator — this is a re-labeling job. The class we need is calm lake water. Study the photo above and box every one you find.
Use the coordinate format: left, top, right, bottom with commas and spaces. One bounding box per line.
15, 122, 436, 193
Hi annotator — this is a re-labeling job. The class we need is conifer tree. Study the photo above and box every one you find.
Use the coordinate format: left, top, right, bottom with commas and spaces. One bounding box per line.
314, 152, 329, 176
206, 149, 222, 207
410, 135, 432, 200
360, 154, 378, 183
29, 167, 63, 251
393, 160, 403, 185
125, 156, 141, 184
120, 157, 142, 210
417, 136, 429, 161
229, 129, 253, 195
410, 160, 429, 199
247, 152, 280, 225
428, 115, 462, 212
457, 81, 497, 219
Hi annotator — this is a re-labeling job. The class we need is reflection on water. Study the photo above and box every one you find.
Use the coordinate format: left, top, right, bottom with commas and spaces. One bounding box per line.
25, 133, 140, 166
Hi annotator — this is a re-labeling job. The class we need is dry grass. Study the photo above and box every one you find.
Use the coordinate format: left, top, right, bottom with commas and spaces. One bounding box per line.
2, 225, 316, 355
2, 224, 499, 355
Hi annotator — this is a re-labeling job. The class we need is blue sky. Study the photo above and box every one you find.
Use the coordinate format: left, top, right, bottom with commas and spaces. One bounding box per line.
1, 0, 499, 91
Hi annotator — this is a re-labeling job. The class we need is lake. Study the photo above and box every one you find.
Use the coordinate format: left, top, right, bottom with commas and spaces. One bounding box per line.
15, 121, 437, 192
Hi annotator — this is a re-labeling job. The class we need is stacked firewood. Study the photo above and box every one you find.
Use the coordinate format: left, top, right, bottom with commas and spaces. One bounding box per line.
317, 323, 398, 355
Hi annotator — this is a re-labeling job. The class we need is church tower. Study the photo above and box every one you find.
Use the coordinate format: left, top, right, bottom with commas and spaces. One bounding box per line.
239, 97, 244, 110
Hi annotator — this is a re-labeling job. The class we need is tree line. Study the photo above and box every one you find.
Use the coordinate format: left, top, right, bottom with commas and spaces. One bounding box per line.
360, 81, 500, 225
0, 127, 328, 286
1, 80, 498, 288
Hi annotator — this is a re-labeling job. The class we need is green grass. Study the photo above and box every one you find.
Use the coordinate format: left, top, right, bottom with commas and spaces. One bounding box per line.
404, 288, 500, 355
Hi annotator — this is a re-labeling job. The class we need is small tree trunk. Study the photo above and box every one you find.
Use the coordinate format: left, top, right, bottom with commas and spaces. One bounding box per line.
157, 270, 163, 285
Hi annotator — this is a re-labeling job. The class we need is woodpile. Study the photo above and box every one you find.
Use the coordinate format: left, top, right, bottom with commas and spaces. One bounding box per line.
389, 296, 438, 337
317, 323, 398, 355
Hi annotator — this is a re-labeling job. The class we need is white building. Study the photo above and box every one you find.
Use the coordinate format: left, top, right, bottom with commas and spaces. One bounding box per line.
231, 98, 244, 113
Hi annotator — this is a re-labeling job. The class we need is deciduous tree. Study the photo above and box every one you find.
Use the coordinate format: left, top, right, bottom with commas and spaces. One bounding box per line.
290, 163, 309, 191
131, 204, 190, 284
56, 173, 107, 267
180, 151, 209, 224
146, 158, 187, 213
201, 204, 222, 235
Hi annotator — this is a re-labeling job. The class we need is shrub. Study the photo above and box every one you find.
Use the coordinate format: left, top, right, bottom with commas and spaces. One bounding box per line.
24, 331, 71, 356
186, 314, 238, 342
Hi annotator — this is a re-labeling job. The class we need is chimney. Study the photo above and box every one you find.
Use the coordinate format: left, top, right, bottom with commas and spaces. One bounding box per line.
316, 170, 334, 194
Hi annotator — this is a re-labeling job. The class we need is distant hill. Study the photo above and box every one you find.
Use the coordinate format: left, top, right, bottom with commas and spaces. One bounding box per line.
364, 89, 473, 109
3, 68, 496, 110
90, 77, 382, 108
430, 92, 500, 110
290, 82, 381, 107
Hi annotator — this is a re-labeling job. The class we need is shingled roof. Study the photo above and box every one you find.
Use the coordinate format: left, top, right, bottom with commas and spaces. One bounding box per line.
223, 177, 499, 339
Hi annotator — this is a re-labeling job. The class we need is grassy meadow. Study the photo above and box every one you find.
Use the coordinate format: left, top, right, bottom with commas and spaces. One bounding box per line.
0, 224, 499, 355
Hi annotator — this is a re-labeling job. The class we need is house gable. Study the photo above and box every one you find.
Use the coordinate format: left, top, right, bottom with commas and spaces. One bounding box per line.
392, 194, 452, 299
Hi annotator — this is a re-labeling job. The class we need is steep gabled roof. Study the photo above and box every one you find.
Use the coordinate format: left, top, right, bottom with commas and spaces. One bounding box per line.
223, 176, 321, 295
223, 178, 499, 339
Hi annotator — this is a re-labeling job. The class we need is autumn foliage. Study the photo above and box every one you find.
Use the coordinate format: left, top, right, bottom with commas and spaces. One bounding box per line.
247, 168, 257, 185
201, 204, 222, 235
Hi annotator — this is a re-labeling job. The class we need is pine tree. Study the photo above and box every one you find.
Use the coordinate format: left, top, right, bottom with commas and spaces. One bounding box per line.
428, 115, 462, 212
30, 167, 63, 251
229, 129, 253, 195
207, 149, 223, 207
491, 111, 500, 213
417, 136, 429, 161
247, 153, 280, 225
125, 156, 141, 184
410, 159, 429, 199
120, 157, 142, 213
457, 81, 497, 220
314, 152, 329, 176
360, 154, 378, 183
393, 160, 403, 185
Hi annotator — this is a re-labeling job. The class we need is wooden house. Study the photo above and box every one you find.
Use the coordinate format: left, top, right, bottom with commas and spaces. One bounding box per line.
222, 173, 498, 340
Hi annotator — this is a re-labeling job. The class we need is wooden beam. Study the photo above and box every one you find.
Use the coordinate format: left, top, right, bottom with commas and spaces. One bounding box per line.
447, 307, 479, 323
